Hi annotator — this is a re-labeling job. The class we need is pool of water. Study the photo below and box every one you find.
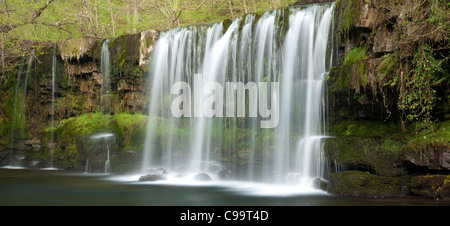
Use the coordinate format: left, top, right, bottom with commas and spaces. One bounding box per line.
0, 168, 448, 206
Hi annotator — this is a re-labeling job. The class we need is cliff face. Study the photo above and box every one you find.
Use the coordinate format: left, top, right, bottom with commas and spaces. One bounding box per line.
324, 0, 450, 198
0, 30, 158, 172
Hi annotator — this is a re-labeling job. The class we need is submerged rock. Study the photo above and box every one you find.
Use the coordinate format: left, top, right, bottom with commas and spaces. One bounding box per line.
193, 173, 212, 181
139, 174, 167, 182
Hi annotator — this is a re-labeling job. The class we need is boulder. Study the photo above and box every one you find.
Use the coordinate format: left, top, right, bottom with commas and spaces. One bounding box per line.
193, 173, 212, 181
409, 175, 450, 200
139, 174, 167, 182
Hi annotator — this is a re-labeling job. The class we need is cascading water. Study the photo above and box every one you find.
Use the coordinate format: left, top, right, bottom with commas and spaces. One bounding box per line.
8, 51, 35, 167
88, 133, 114, 174
49, 48, 57, 168
141, 3, 335, 188
101, 39, 111, 114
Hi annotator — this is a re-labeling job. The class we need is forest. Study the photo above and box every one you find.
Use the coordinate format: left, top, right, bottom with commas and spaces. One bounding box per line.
0, 0, 298, 78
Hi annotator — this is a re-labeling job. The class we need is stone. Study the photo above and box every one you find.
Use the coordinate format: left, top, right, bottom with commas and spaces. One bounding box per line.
58, 37, 97, 61
76, 131, 118, 173
402, 147, 450, 171
409, 175, 450, 199
193, 173, 212, 181
139, 174, 167, 181
24, 138, 41, 152
355, 2, 376, 29
92, 72, 103, 85
373, 26, 394, 54
440, 149, 450, 169
117, 81, 133, 91
139, 30, 159, 68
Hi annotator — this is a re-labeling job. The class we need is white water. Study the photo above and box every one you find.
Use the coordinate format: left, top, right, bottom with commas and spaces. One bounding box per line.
90, 133, 114, 174
141, 3, 335, 190
101, 39, 111, 114
8, 51, 35, 167
49, 48, 57, 168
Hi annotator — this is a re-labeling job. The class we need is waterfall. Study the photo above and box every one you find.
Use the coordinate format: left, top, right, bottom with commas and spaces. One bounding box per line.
104, 136, 110, 174
49, 48, 57, 167
89, 133, 114, 174
101, 39, 111, 114
8, 51, 35, 167
142, 3, 335, 186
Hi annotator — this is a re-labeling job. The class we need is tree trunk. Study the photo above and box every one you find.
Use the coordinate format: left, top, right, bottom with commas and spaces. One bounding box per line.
228, 0, 234, 19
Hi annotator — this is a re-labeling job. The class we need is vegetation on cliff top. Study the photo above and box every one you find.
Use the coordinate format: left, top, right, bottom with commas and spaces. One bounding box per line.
0, 0, 298, 82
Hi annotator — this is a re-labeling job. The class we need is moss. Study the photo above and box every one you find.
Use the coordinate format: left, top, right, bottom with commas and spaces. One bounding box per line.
327, 170, 402, 197
334, 0, 364, 38
110, 113, 147, 150
409, 175, 450, 199
329, 47, 368, 95
56, 112, 112, 145
330, 119, 401, 137
344, 47, 367, 66
222, 18, 233, 34
110, 34, 141, 77
403, 120, 450, 151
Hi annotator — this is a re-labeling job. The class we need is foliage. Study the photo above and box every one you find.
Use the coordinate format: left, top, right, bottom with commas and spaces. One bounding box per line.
0, 0, 298, 83
398, 44, 446, 129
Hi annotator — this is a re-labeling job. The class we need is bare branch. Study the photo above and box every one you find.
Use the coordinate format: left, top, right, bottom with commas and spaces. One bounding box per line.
0, 0, 56, 33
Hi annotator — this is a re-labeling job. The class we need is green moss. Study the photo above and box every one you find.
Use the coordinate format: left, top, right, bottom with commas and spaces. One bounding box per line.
335, 0, 364, 38
403, 120, 450, 151
56, 112, 112, 145
330, 119, 401, 137
329, 47, 368, 94
222, 18, 233, 34
409, 175, 450, 199
110, 113, 147, 150
328, 170, 402, 197
344, 47, 367, 65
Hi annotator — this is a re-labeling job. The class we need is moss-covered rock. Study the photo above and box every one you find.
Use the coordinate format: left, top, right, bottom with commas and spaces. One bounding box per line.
409, 175, 450, 200
109, 34, 141, 78
76, 131, 119, 173
58, 37, 99, 61
327, 170, 404, 198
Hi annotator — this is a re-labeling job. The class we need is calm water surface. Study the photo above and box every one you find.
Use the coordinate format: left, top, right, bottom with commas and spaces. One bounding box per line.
0, 168, 448, 206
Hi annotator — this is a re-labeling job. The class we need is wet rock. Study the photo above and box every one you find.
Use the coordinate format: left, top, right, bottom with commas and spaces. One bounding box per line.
327, 171, 403, 198
139, 30, 159, 68
193, 173, 212, 181
401, 146, 450, 171
373, 26, 394, 55
139, 174, 166, 182
409, 175, 450, 199
76, 131, 118, 173
313, 177, 329, 191
24, 138, 41, 152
